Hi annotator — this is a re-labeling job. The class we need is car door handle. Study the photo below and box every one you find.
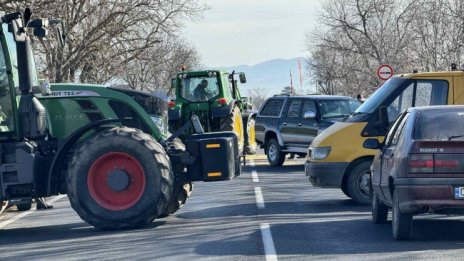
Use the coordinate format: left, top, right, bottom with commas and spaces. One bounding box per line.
298, 123, 302, 126
282, 122, 287, 126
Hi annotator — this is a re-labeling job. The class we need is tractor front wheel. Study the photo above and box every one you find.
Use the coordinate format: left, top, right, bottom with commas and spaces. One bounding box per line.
159, 138, 193, 218
244, 116, 257, 155
220, 106, 244, 154
67, 127, 173, 230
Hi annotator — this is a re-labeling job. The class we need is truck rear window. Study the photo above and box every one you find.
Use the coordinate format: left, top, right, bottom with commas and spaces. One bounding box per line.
260, 99, 284, 117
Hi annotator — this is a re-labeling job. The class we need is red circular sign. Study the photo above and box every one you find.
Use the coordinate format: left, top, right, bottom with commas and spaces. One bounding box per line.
377, 65, 394, 81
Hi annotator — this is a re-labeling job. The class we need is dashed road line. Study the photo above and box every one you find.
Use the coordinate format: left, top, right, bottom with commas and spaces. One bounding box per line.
251, 170, 259, 182
254, 187, 265, 209
260, 223, 278, 261
0, 194, 67, 229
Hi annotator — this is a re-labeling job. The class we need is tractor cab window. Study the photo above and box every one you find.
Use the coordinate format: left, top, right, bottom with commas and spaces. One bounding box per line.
180, 76, 219, 102
0, 35, 14, 132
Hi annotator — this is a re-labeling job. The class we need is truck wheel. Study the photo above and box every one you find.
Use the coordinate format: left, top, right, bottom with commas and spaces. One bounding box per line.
159, 138, 193, 218
266, 139, 286, 166
67, 127, 173, 230
372, 190, 388, 224
346, 161, 372, 205
392, 193, 412, 240
244, 116, 257, 155
16, 201, 32, 211
220, 106, 244, 154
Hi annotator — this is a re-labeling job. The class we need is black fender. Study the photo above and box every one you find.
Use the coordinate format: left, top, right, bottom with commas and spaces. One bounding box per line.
47, 119, 122, 195
211, 99, 236, 118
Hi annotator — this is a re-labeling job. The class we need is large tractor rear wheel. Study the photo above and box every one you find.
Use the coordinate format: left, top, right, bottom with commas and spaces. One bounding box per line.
67, 127, 173, 230
159, 138, 193, 218
220, 106, 244, 154
244, 116, 257, 155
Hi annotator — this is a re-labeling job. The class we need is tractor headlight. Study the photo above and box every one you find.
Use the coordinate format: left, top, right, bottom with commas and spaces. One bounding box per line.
310, 146, 331, 160
151, 116, 165, 130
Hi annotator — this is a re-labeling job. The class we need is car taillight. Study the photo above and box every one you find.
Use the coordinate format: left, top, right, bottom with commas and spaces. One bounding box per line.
409, 154, 463, 173
217, 98, 227, 105
408, 154, 433, 173
167, 101, 176, 108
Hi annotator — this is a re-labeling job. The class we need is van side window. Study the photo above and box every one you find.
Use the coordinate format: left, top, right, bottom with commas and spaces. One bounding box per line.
260, 99, 284, 117
388, 83, 413, 122
415, 80, 448, 107
286, 99, 302, 118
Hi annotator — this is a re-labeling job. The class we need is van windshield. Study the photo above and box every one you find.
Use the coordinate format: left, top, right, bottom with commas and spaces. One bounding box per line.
355, 78, 408, 114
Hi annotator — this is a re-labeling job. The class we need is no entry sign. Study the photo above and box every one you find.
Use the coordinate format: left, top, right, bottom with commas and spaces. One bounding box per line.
377, 64, 393, 81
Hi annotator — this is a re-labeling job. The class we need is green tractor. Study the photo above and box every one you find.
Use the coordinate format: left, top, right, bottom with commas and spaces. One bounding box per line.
168, 69, 257, 155
0, 9, 240, 229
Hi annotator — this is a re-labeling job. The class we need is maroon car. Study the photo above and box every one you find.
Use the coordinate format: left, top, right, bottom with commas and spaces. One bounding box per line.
364, 105, 464, 240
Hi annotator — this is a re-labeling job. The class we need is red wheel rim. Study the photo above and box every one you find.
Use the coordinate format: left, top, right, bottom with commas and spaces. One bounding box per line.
87, 152, 145, 211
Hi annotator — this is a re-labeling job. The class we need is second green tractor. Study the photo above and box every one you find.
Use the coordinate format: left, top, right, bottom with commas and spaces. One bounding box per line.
168, 69, 257, 155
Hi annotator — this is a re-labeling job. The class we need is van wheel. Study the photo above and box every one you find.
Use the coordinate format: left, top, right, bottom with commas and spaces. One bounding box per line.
347, 161, 372, 205
392, 193, 412, 240
266, 139, 285, 166
372, 190, 388, 224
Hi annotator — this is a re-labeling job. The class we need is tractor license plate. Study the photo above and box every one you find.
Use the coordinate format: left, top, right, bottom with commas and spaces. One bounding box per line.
454, 187, 464, 199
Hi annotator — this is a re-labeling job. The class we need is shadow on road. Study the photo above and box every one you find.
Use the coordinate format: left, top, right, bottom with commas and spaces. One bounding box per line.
177, 199, 369, 219
242, 164, 305, 175
195, 218, 464, 257
0, 220, 167, 246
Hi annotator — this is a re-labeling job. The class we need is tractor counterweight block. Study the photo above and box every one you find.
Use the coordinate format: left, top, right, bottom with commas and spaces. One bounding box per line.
186, 132, 240, 182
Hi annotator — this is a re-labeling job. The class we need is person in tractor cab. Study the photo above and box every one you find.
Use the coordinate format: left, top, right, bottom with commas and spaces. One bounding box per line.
193, 79, 211, 101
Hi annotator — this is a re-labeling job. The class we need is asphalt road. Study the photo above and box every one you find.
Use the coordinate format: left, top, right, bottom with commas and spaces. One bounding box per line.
1, 153, 464, 260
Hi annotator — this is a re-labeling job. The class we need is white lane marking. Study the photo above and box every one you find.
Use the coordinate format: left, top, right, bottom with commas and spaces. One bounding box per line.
260, 223, 278, 261
249, 160, 255, 167
0, 194, 67, 229
255, 187, 265, 209
251, 170, 259, 183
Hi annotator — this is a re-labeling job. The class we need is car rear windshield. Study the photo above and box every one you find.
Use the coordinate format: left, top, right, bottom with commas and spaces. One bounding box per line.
414, 109, 464, 140
260, 98, 284, 116
318, 99, 361, 118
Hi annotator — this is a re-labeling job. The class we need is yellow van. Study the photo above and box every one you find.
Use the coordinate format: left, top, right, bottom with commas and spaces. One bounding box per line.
306, 71, 464, 204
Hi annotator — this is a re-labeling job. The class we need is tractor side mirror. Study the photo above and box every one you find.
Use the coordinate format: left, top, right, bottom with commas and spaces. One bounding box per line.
239, 73, 246, 84
48, 19, 66, 48
28, 18, 49, 37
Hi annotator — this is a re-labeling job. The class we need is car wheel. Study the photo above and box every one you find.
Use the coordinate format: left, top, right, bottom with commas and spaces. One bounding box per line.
266, 139, 286, 166
346, 161, 372, 205
392, 193, 412, 240
372, 190, 388, 224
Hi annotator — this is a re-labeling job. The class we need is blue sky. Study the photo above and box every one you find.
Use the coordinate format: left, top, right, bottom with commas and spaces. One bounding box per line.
183, 0, 322, 67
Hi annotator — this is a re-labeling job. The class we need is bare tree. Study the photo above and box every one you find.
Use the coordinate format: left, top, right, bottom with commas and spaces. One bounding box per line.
306, 0, 423, 96
0, 0, 206, 89
247, 87, 269, 111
